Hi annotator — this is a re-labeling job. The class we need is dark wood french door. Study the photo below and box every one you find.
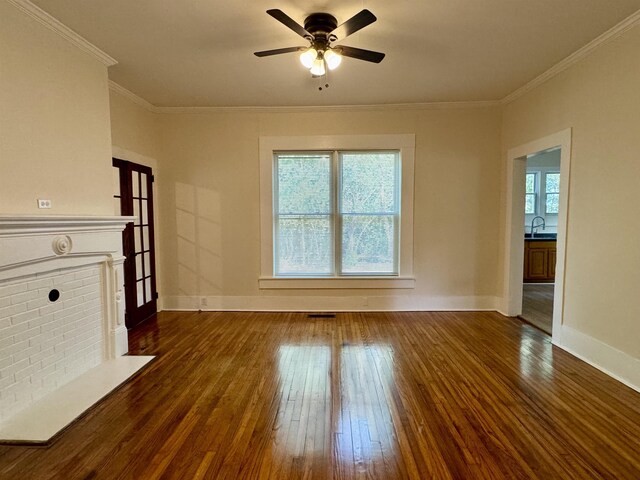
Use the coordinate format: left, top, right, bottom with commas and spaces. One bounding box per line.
113, 158, 158, 329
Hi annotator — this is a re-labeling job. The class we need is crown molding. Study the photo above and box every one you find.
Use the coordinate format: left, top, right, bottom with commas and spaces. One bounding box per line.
501, 8, 640, 105
6, 0, 117, 66
153, 100, 500, 115
108, 80, 157, 112
107, 80, 500, 113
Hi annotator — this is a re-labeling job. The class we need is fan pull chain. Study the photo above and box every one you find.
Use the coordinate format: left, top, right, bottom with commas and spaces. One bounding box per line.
318, 63, 330, 91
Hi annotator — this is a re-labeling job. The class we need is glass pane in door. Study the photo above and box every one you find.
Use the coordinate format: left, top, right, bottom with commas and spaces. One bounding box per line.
132, 171, 140, 197
136, 254, 143, 280
141, 199, 148, 224
141, 173, 147, 198
136, 280, 144, 307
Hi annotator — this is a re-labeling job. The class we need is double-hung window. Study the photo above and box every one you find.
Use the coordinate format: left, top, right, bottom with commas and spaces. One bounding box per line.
524, 170, 560, 215
260, 134, 415, 289
274, 151, 399, 276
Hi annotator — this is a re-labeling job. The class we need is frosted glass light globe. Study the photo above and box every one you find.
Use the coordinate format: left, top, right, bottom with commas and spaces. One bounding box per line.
310, 58, 326, 76
324, 49, 342, 70
299, 48, 317, 69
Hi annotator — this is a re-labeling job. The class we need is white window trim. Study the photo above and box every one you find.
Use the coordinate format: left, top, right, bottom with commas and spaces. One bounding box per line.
259, 134, 415, 290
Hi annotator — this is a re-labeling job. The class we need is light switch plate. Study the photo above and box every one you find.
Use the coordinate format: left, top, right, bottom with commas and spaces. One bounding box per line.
37, 199, 52, 209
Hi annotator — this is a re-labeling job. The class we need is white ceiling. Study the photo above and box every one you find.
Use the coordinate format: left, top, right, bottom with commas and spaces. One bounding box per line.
31, 0, 640, 107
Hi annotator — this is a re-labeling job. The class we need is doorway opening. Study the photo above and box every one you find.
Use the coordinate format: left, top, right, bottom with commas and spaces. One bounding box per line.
520, 149, 560, 333
502, 129, 571, 343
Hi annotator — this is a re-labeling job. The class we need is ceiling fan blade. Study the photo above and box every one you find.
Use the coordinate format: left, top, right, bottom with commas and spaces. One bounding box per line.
266, 9, 311, 39
330, 9, 377, 41
254, 46, 305, 57
336, 45, 385, 63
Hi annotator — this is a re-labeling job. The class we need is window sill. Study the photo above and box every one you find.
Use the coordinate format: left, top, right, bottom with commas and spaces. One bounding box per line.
258, 276, 416, 290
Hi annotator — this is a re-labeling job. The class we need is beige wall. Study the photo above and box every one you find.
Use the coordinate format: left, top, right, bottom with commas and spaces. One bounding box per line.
109, 92, 160, 161
0, 1, 113, 215
108, 89, 164, 303
154, 107, 502, 308
502, 25, 640, 358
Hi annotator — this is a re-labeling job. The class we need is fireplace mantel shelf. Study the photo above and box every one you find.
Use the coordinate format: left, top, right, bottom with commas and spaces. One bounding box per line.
0, 215, 136, 236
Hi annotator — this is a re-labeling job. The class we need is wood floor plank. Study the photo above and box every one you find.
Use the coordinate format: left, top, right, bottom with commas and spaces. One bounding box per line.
521, 283, 554, 333
0, 310, 639, 479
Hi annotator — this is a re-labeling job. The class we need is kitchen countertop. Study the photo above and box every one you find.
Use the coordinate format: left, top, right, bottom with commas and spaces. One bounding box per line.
524, 233, 557, 241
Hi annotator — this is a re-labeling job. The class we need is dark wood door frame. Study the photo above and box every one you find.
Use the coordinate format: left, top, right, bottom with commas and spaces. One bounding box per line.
113, 158, 158, 329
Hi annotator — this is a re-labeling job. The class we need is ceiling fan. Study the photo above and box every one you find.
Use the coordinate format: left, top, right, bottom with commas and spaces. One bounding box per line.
254, 9, 385, 77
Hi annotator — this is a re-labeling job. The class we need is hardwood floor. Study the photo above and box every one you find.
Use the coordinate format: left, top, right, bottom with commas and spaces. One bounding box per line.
521, 283, 555, 333
1, 311, 639, 479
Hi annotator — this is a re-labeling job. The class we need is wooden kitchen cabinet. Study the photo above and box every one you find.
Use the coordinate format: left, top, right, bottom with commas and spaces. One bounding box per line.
524, 240, 557, 283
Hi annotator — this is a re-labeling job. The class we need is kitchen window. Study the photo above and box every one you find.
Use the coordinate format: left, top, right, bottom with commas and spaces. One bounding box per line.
525, 170, 560, 216
259, 135, 415, 289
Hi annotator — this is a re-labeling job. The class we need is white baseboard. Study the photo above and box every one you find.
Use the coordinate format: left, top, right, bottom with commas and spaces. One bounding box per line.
554, 325, 640, 393
161, 294, 498, 312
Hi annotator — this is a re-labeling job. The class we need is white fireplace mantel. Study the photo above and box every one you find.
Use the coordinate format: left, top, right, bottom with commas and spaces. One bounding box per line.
0, 215, 134, 279
0, 215, 135, 358
0, 215, 153, 442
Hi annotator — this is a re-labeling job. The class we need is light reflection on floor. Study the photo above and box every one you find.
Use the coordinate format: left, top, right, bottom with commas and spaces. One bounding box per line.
335, 344, 395, 474
518, 333, 554, 380
275, 344, 395, 472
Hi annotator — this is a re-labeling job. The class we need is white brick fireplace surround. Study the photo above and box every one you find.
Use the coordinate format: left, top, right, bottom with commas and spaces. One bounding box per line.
0, 216, 153, 443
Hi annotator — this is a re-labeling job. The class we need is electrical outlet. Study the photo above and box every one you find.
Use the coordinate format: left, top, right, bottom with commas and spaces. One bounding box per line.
37, 199, 52, 209
200, 297, 208, 307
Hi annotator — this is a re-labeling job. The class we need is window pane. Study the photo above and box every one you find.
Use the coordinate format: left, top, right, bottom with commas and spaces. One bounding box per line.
340, 152, 398, 213
136, 280, 144, 307
145, 280, 152, 305
134, 225, 141, 252
525, 193, 536, 214
133, 201, 141, 225
136, 254, 143, 280
141, 173, 148, 198
342, 215, 396, 274
276, 215, 332, 275
141, 199, 148, 224
525, 173, 536, 193
132, 171, 139, 197
546, 173, 560, 193
144, 252, 151, 277
546, 193, 559, 214
277, 154, 331, 214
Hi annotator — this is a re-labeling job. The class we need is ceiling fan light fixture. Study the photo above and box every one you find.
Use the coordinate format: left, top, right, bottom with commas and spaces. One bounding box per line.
324, 49, 342, 70
299, 47, 317, 69
310, 57, 326, 76
255, 9, 384, 82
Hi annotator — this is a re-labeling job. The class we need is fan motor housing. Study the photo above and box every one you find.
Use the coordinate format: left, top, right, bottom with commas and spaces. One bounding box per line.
304, 13, 338, 36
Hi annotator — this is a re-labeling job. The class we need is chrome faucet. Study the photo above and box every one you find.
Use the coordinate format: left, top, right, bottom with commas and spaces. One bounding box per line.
530, 216, 546, 237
